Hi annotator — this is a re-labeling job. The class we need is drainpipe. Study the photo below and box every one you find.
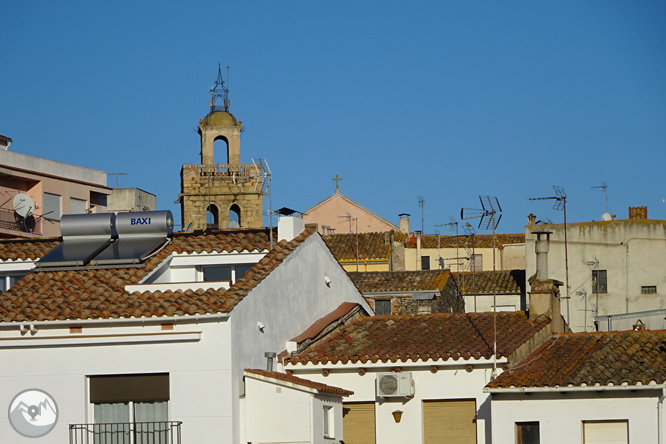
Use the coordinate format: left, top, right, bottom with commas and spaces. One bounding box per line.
626, 243, 630, 313
657, 387, 666, 444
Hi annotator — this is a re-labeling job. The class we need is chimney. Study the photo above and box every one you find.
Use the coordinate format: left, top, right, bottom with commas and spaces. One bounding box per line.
265, 351, 276, 372
528, 230, 564, 332
399, 213, 410, 234
629, 206, 647, 220
278, 216, 305, 242
535, 231, 551, 281
527, 213, 536, 226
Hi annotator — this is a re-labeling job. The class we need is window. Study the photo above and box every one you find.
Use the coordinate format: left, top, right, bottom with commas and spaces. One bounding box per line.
70, 197, 87, 215
516, 422, 539, 444
471, 254, 483, 272
323, 406, 334, 438
43, 193, 61, 221
374, 300, 391, 316
641, 286, 657, 294
90, 374, 169, 443
0, 274, 27, 293
202, 264, 254, 283
592, 270, 607, 293
421, 256, 430, 270
583, 420, 628, 444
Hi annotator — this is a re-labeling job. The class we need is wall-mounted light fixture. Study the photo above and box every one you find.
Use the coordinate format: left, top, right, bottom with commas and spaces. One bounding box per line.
257, 321, 265, 332
392, 410, 403, 423
324, 276, 331, 287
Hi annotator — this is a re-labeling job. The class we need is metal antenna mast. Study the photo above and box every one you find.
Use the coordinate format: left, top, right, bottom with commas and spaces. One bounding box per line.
418, 196, 425, 233
529, 186, 570, 326
592, 182, 608, 213
254, 158, 273, 248
461, 195, 502, 376
435, 216, 459, 271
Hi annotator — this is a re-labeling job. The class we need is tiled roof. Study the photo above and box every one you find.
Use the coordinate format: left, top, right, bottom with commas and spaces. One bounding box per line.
488, 330, 666, 389
0, 229, 312, 322
348, 270, 451, 293
245, 369, 354, 396
455, 270, 525, 295
0, 238, 60, 261
323, 232, 392, 261
410, 233, 525, 249
287, 312, 550, 365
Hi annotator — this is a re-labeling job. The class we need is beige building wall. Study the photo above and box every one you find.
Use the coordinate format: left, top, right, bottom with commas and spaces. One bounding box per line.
525, 214, 666, 332
405, 245, 508, 272
0, 149, 110, 238
303, 193, 398, 235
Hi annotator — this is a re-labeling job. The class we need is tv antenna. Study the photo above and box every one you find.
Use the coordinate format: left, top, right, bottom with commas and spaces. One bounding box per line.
254, 158, 273, 248
418, 196, 425, 233
461, 195, 502, 376
108, 173, 127, 189
592, 182, 608, 213
435, 216, 461, 271
529, 185, 570, 325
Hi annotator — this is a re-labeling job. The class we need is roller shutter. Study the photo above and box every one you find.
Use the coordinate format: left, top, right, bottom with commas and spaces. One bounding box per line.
342, 402, 376, 444
584, 421, 628, 444
423, 399, 477, 444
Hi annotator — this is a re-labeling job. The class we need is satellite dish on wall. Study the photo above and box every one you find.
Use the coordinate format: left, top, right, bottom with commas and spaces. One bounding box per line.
601, 212, 612, 221
13, 194, 36, 233
13, 194, 34, 218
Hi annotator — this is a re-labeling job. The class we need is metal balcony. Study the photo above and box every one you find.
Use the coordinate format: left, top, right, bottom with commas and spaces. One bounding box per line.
69, 421, 182, 444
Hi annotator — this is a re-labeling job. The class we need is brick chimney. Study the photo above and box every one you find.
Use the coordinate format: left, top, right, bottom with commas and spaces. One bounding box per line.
528, 230, 564, 333
629, 206, 647, 220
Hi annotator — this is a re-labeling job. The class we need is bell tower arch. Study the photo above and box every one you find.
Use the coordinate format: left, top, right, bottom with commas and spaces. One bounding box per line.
179, 65, 264, 231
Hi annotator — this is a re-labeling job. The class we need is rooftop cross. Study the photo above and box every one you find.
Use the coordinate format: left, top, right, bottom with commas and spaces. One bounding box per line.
333, 174, 342, 193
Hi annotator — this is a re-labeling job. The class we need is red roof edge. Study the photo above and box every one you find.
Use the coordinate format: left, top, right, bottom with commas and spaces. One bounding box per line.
244, 369, 353, 396
290, 302, 359, 343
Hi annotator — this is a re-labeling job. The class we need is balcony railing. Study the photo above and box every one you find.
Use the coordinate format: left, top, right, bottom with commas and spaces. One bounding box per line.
69, 421, 182, 444
0, 207, 41, 235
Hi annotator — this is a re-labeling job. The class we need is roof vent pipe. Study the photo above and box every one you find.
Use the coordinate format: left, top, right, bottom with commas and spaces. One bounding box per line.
534, 231, 552, 281
264, 352, 277, 372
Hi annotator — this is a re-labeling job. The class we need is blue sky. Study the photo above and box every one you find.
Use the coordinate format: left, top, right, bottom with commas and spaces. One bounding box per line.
2, 2, 665, 234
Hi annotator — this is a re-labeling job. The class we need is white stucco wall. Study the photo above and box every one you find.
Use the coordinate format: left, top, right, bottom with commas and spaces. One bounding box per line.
0, 320, 233, 444
490, 389, 664, 444
289, 360, 504, 444
526, 220, 666, 332
230, 234, 372, 443
243, 376, 344, 444
465, 294, 522, 313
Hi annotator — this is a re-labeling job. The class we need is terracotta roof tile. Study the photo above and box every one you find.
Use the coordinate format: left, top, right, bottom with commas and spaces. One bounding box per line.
488, 330, 666, 388
409, 233, 525, 249
455, 270, 525, 295
245, 369, 353, 396
287, 312, 550, 365
0, 229, 312, 322
323, 232, 392, 261
0, 238, 60, 261
348, 270, 451, 293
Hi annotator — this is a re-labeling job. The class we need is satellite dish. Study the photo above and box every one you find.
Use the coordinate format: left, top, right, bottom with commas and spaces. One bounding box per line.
601, 212, 612, 221
13, 194, 34, 218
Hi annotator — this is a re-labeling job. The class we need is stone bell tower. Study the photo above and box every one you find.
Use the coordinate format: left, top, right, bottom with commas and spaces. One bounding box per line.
178, 66, 264, 231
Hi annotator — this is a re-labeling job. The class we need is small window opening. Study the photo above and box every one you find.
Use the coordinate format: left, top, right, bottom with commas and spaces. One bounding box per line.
228, 204, 241, 229
206, 205, 219, 229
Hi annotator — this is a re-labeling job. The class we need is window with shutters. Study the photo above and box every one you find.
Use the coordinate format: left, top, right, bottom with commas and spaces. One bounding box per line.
43, 193, 61, 221
342, 402, 375, 444
471, 254, 483, 272
516, 422, 539, 444
374, 300, 391, 316
423, 399, 477, 444
70, 197, 87, 215
89, 373, 170, 443
583, 420, 628, 444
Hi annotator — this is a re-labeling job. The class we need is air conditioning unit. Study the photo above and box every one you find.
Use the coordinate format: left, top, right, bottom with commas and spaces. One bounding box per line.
376, 372, 414, 398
